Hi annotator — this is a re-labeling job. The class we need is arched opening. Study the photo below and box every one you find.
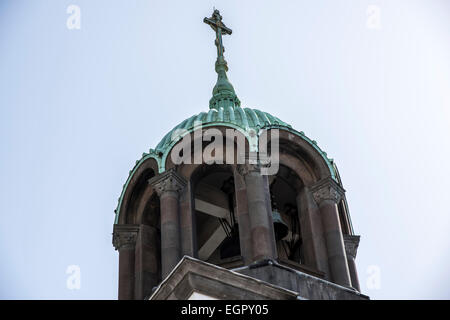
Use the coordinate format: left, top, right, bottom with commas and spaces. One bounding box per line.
192, 164, 242, 269
269, 164, 305, 267
138, 191, 162, 295
141, 192, 160, 228
121, 166, 162, 299
123, 168, 155, 224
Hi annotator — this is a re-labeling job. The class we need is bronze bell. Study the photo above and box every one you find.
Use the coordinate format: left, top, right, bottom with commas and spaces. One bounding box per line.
272, 209, 289, 241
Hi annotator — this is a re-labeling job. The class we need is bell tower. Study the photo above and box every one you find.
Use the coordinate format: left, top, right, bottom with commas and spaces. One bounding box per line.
112, 10, 368, 300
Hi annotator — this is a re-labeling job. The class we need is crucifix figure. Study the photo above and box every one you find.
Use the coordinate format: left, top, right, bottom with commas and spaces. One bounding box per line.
203, 9, 232, 59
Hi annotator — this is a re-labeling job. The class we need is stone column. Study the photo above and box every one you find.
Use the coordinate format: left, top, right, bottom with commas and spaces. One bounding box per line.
296, 187, 330, 277
344, 234, 361, 291
134, 224, 160, 300
179, 181, 196, 257
233, 166, 253, 264
149, 169, 186, 278
237, 163, 277, 261
113, 224, 139, 300
311, 177, 351, 287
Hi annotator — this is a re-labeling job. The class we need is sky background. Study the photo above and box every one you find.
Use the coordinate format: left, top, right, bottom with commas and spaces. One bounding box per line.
1, 0, 449, 299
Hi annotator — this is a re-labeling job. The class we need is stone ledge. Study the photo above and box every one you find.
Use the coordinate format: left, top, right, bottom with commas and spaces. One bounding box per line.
149, 256, 299, 300
233, 259, 369, 300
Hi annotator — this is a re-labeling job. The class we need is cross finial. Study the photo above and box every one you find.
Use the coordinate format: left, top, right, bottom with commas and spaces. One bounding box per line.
203, 9, 232, 59
203, 9, 240, 110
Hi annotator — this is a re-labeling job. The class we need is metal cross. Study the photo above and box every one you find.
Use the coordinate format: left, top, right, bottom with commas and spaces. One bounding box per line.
203, 9, 232, 59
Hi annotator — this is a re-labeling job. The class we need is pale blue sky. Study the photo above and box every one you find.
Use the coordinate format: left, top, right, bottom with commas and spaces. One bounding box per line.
1, 0, 449, 299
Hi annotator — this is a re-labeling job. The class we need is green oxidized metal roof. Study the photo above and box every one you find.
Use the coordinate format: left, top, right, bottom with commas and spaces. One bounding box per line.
154, 107, 291, 154
114, 109, 338, 224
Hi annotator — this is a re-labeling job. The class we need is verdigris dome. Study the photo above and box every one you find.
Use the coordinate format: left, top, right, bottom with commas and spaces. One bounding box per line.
140, 104, 335, 178
155, 106, 292, 154
115, 105, 337, 225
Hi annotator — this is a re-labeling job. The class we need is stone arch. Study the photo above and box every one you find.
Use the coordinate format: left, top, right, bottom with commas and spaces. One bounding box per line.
113, 156, 162, 300
267, 162, 325, 279
278, 151, 315, 187
158, 124, 256, 265
162, 124, 253, 174
116, 157, 159, 225
268, 128, 336, 183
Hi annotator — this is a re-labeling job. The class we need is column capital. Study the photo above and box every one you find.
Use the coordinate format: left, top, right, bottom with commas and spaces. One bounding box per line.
113, 224, 140, 250
236, 158, 272, 176
310, 177, 345, 205
344, 235, 360, 259
236, 163, 260, 176
148, 168, 186, 197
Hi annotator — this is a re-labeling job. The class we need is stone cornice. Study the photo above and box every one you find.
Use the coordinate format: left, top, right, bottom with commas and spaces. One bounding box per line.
112, 224, 140, 250
310, 177, 345, 205
344, 235, 360, 259
148, 168, 186, 196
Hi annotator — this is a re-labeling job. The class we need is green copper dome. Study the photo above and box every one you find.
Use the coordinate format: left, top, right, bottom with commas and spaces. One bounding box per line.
114, 108, 338, 223
155, 106, 291, 154
140, 105, 335, 178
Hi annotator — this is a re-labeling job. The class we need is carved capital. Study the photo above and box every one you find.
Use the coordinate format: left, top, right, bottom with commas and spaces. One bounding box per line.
112, 224, 140, 250
236, 153, 273, 176
310, 177, 345, 205
344, 235, 360, 259
148, 168, 186, 197
236, 163, 261, 176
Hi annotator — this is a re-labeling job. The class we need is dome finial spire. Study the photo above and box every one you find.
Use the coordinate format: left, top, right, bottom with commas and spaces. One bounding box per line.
204, 9, 240, 109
